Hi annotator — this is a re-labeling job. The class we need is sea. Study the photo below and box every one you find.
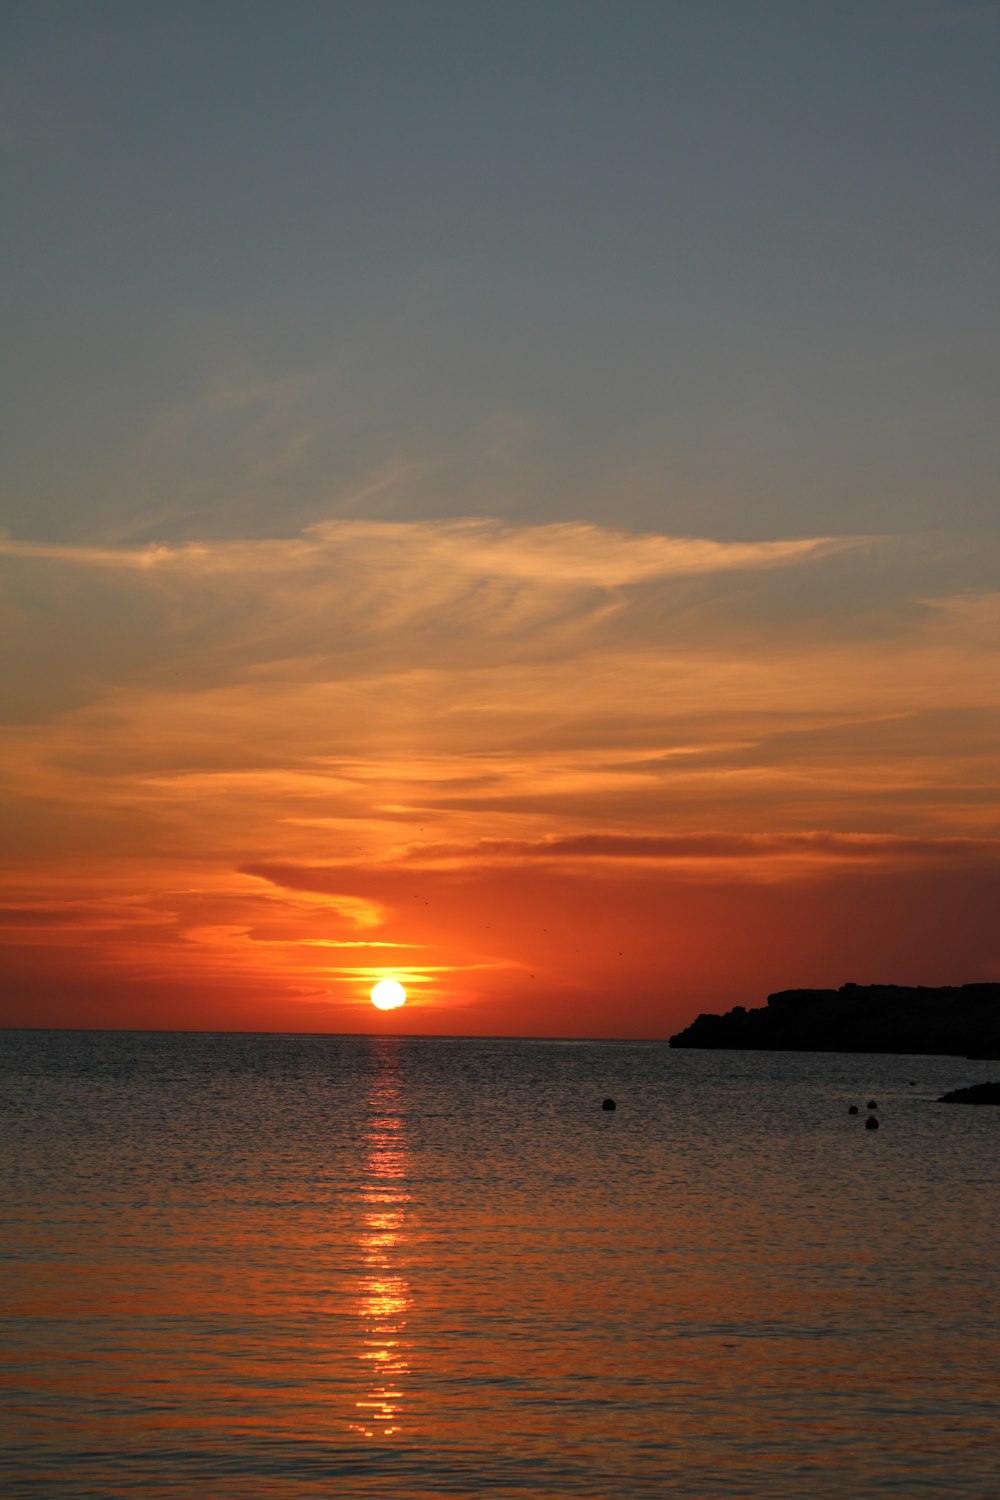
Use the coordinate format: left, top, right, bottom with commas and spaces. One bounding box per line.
1, 1030, 998, 1499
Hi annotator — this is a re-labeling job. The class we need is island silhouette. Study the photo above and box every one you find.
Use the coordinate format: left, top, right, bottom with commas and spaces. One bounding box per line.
669, 983, 1000, 1060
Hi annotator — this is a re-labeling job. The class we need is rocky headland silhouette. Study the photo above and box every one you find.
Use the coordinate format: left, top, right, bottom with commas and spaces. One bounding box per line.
669, 982, 1000, 1059
938, 1081, 1000, 1105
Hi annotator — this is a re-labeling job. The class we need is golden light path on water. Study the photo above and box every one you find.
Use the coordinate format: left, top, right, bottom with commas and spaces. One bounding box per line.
352, 1052, 413, 1439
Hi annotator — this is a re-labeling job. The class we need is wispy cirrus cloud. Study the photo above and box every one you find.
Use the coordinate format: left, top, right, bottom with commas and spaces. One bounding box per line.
0, 517, 854, 584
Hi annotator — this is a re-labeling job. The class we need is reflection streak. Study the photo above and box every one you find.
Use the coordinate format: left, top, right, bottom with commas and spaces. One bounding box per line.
352, 1052, 412, 1438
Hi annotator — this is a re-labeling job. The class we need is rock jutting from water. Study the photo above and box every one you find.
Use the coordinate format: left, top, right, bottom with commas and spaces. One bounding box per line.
668, 983, 1000, 1059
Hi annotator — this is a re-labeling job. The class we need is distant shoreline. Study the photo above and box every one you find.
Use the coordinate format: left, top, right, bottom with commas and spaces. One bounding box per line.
669, 982, 1000, 1060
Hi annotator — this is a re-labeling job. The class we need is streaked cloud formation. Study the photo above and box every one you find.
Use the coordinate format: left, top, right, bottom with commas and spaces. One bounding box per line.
408, 832, 1000, 868
1, 518, 997, 1033
0, 519, 846, 582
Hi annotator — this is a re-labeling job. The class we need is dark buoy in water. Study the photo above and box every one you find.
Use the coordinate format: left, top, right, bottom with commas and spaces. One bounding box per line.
867, 1099, 878, 1110
865, 1114, 879, 1130
601, 1097, 616, 1111
848, 1104, 859, 1115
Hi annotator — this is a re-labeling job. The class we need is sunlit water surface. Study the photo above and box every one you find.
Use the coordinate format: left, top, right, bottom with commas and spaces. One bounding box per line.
1, 1032, 998, 1498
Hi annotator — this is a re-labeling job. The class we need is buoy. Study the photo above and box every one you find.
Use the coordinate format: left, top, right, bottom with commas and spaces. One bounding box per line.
867, 1099, 878, 1110
601, 1097, 616, 1111
848, 1104, 859, 1115
865, 1115, 879, 1130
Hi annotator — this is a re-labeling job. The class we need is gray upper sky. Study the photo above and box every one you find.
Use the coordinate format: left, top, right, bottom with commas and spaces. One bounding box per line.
3, 0, 998, 543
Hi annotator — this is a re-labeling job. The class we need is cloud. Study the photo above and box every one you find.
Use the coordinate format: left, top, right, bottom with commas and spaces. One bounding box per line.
402, 832, 1000, 866
307, 519, 853, 587
0, 904, 121, 928
0, 517, 853, 584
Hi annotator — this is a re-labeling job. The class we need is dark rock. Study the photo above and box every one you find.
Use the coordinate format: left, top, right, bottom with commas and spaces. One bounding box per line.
601, 1097, 616, 1111
668, 983, 1000, 1058
865, 1115, 880, 1130
938, 1081, 1000, 1105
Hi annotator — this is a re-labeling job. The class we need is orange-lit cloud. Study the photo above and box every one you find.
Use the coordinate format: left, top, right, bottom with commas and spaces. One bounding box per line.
403, 831, 1000, 870
0, 518, 851, 581
1, 518, 998, 1034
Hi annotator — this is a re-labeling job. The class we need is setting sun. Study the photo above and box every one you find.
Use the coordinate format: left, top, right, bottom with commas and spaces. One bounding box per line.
371, 980, 407, 1011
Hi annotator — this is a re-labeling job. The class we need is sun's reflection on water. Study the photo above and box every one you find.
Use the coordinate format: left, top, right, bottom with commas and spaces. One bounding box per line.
352, 1051, 413, 1439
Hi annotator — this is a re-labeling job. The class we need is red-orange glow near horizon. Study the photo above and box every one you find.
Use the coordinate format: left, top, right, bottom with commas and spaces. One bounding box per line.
371, 979, 407, 1011
2, 521, 999, 1037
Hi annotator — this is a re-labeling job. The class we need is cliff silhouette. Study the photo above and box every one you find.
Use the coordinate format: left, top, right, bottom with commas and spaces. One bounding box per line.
669, 983, 1000, 1059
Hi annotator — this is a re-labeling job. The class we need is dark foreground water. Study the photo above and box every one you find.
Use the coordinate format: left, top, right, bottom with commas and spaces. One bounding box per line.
1, 1031, 998, 1498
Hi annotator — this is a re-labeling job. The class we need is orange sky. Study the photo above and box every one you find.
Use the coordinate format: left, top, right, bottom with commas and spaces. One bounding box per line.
1, 520, 998, 1036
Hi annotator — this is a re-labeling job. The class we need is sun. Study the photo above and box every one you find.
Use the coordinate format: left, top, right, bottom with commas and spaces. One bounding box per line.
370, 979, 407, 1011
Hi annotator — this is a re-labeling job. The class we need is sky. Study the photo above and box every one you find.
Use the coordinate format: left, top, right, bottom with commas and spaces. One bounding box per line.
1, 0, 998, 1036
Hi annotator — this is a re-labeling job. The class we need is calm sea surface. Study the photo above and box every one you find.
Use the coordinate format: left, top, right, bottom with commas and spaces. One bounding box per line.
1, 1031, 998, 1498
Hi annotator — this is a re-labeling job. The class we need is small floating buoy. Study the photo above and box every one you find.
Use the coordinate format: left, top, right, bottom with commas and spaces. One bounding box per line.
867, 1100, 878, 1110
601, 1097, 616, 1111
865, 1115, 879, 1130
848, 1105, 859, 1115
